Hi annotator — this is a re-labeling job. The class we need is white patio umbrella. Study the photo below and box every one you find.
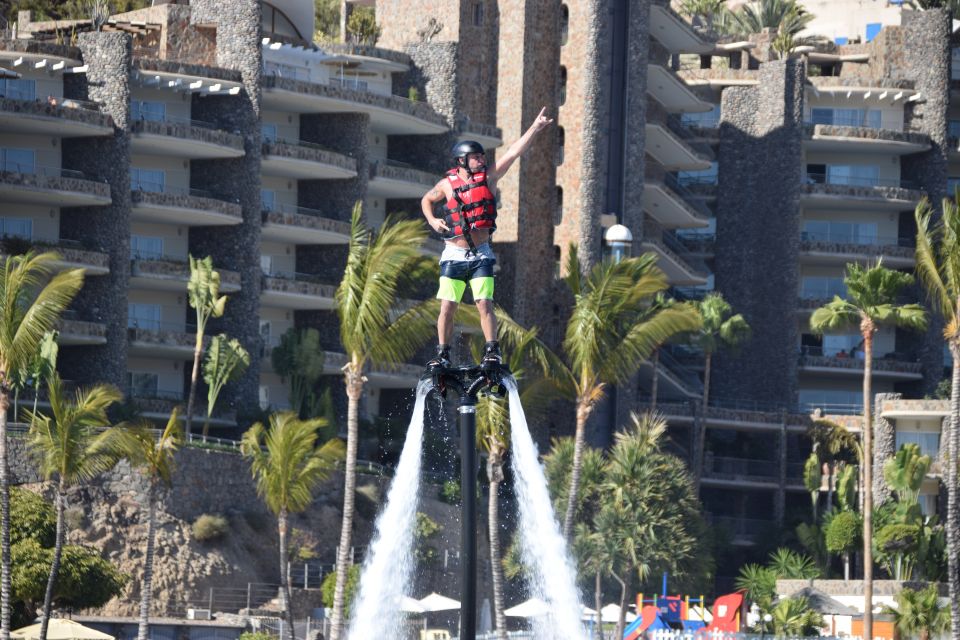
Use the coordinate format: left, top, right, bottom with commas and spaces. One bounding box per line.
580, 604, 599, 620
400, 595, 427, 613
12, 620, 114, 640
601, 603, 637, 623
504, 597, 550, 618
419, 592, 462, 612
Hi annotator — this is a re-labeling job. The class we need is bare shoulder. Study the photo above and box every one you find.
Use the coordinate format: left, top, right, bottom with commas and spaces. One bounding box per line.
425, 178, 451, 201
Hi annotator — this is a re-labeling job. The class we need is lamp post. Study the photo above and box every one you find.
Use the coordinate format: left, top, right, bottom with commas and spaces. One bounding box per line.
761, 612, 772, 640
423, 363, 507, 640
604, 223, 633, 263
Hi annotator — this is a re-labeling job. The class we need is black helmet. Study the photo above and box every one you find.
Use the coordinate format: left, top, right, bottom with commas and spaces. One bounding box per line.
451, 140, 486, 172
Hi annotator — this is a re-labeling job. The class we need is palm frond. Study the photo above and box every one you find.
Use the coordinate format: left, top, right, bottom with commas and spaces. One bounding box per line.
915, 198, 956, 320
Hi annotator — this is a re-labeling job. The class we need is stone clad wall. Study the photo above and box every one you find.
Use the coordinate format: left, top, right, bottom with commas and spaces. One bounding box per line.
713, 60, 805, 406
187, 0, 264, 415
59, 32, 133, 390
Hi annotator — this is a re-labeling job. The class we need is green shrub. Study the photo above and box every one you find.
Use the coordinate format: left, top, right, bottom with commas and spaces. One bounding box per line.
11, 487, 55, 547
414, 512, 442, 562
239, 633, 275, 640
825, 510, 861, 555
322, 565, 360, 616
192, 514, 229, 542
439, 480, 460, 505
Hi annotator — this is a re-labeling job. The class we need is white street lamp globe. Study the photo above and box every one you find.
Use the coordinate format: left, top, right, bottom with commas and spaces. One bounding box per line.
604, 223, 633, 262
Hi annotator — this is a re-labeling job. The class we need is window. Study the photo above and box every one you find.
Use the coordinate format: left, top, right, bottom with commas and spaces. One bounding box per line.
473, 2, 484, 26
554, 187, 563, 225
798, 389, 862, 413
127, 371, 159, 398
0, 78, 35, 101
261, 1, 304, 40
259, 385, 270, 410
131, 100, 166, 122
677, 162, 718, 186
0, 148, 35, 174
558, 66, 567, 106
896, 430, 940, 460
822, 334, 860, 357
560, 5, 569, 46
810, 107, 881, 129
261, 123, 278, 142
0, 218, 32, 240
865, 23, 882, 43
827, 164, 880, 187
556, 127, 564, 165
680, 104, 721, 129
949, 177, 960, 195
802, 220, 878, 245
264, 61, 310, 82
953, 47, 960, 80
261, 189, 276, 212
260, 320, 272, 346
801, 276, 846, 299
127, 303, 161, 330
260, 254, 273, 275
131, 168, 165, 192
131, 235, 164, 260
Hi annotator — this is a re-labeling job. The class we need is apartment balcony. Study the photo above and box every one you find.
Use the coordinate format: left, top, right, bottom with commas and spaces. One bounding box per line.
0, 165, 110, 206
0, 240, 110, 276
130, 116, 245, 160
455, 118, 504, 150
127, 320, 197, 359
129, 255, 241, 293
260, 272, 337, 310
261, 75, 448, 135
799, 233, 916, 269
368, 160, 438, 198
638, 399, 810, 433
57, 315, 107, 346
800, 174, 925, 211
639, 233, 710, 286
131, 186, 242, 226
803, 123, 931, 156
647, 64, 713, 114
323, 350, 421, 388
0, 39, 81, 68
261, 138, 358, 180
645, 122, 712, 171
0, 97, 113, 137
649, 3, 713, 54
701, 455, 795, 490
707, 514, 775, 546
798, 346, 924, 381
643, 173, 712, 229
261, 204, 351, 245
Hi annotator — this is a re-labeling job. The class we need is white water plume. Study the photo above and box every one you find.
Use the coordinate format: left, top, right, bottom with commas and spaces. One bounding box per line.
346, 380, 431, 638
506, 377, 587, 640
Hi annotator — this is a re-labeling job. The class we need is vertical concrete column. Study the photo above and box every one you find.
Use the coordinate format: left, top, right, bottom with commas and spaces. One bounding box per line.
713, 60, 804, 407
621, 0, 648, 249
901, 9, 949, 395
59, 32, 133, 389
776, 415, 787, 527
872, 392, 902, 508
188, 0, 263, 415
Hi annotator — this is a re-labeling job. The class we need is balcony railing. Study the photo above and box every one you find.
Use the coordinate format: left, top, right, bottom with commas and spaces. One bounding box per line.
804, 172, 917, 190
804, 113, 883, 129
132, 112, 221, 131
127, 387, 186, 402
800, 232, 916, 248
798, 346, 923, 374
264, 270, 328, 285
263, 203, 328, 218
0, 162, 99, 181
131, 179, 224, 201
127, 319, 197, 333
703, 455, 779, 481
662, 173, 714, 218
800, 284, 846, 300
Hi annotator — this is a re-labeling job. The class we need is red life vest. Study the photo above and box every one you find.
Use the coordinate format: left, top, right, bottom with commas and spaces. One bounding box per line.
442, 169, 497, 240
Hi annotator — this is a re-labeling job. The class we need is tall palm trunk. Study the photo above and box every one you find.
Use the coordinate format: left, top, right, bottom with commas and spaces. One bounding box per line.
136, 483, 158, 640
861, 320, 875, 640
330, 359, 363, 640
650, 349, 660, 412
1, 387, 10, 640
614, 571, 629, 640
278, 508, 294, 640
486, 451, 507, 640
39, 481, 67, 640
186, 338, 202, 437
593, 572, 603, 640
694, 352, 713, 490
947, 342, 960, 640
563, 397, 593, 539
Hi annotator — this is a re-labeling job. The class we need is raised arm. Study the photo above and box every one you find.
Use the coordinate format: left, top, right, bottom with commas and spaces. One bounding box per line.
494, 106, 554, 178
421, 179, 450, 234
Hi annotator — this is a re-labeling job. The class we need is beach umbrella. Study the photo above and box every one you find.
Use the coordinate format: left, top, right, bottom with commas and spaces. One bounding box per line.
504, 598, 550, 618
419, 592, 461, 612
601, 603, 637, 623
400, 596, 427, 613
12, 620, 114, 640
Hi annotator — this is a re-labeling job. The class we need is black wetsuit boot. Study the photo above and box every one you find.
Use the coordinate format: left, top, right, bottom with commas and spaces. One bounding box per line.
426, 344, 451, 369
482, 340, 502, 367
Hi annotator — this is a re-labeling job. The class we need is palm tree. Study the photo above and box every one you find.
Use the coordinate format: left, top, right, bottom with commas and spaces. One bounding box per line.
111, 411, 183, 640
185, 255, 227, 436
810, 260, 927, 640
808, 418, 858, 511
559, 245, 701, 539
0, 252, 82, 640
730, 0, 813, 36
241, 412, 345, 640
24, 374, 123, 640
915, 196, 960, 640
882, 584, 949, 640
472, 320, 558, 640
691, 293, 750, 488
201, 335, 250, 436
329, 203, 437, 640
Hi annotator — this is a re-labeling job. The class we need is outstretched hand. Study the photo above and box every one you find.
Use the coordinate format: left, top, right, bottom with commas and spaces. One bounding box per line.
532, 106, 554, 132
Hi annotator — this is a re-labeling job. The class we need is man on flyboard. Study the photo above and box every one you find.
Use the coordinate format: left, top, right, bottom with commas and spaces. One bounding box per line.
420, 107, 554, 369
